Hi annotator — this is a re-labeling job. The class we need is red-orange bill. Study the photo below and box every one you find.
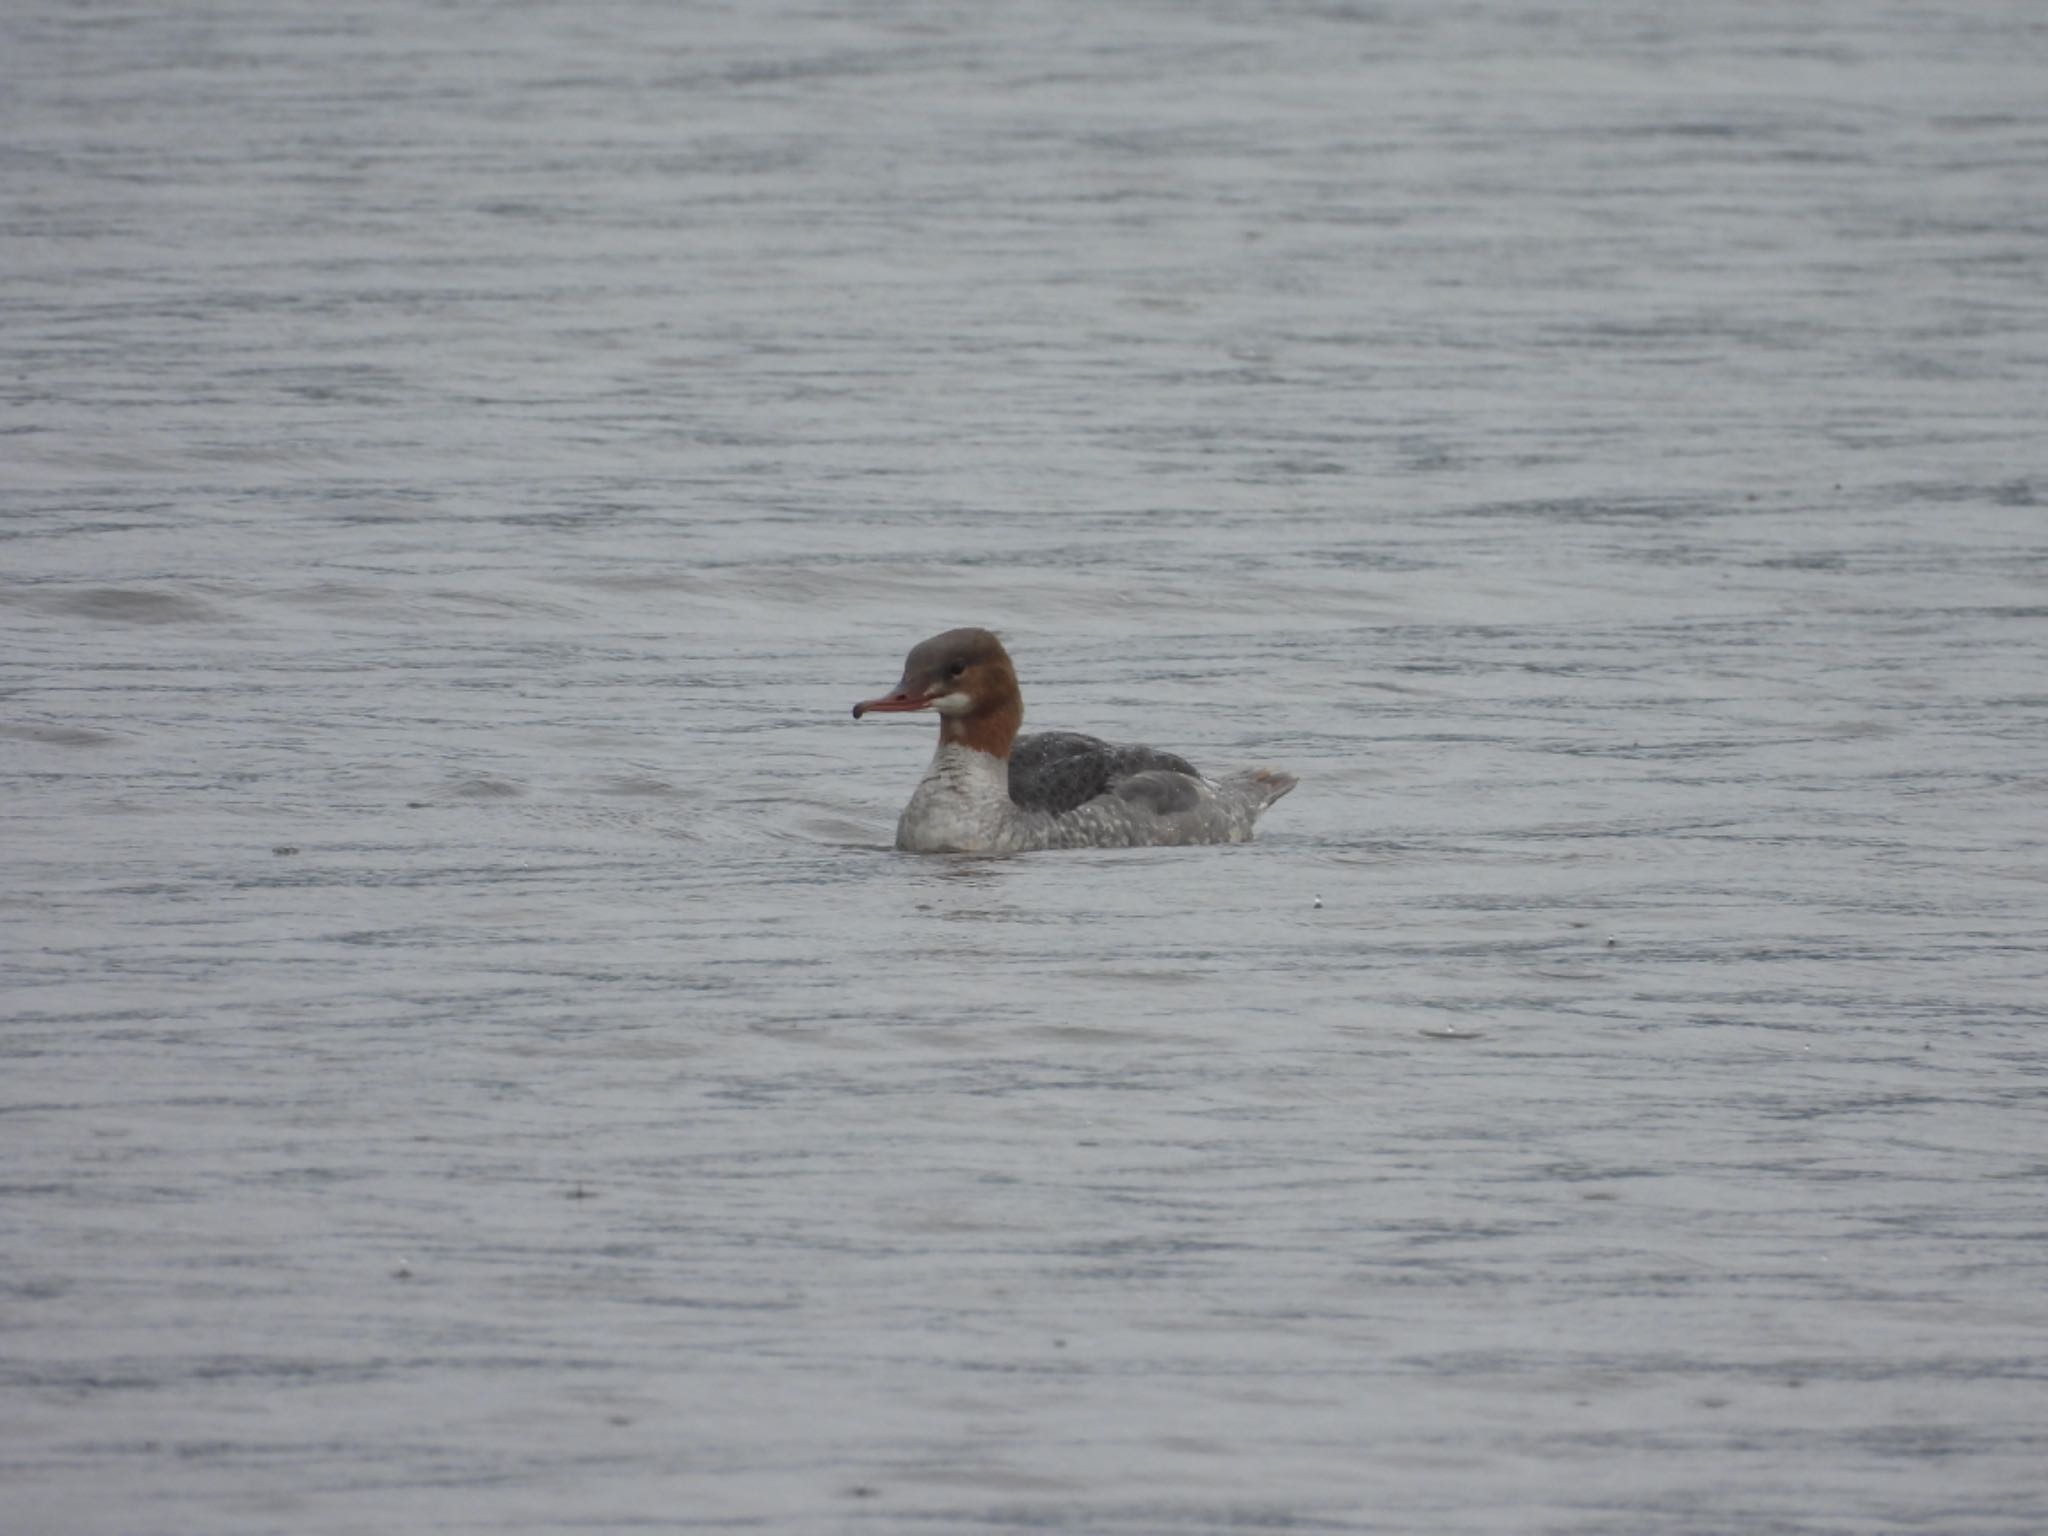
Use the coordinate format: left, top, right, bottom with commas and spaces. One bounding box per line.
851, 688, 933, 718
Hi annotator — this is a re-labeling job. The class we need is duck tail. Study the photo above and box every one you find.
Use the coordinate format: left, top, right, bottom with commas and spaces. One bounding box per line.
1223, 767, 1298, 810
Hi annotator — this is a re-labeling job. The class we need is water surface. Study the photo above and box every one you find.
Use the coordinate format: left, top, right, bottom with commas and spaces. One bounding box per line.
4, 2, 2047, 1531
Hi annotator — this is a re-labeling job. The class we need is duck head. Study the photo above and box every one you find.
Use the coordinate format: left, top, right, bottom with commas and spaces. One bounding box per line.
853, 627, 1025, 757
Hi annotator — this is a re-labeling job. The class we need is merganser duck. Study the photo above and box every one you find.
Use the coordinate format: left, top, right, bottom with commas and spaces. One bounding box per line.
852, 627, 1296, 853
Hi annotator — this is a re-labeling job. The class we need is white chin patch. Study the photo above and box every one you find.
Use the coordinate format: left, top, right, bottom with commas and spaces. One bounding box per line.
929, 691, 973, 716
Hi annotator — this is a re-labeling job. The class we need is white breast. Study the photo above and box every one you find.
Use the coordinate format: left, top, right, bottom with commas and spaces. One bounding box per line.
895, 743, 1034, 854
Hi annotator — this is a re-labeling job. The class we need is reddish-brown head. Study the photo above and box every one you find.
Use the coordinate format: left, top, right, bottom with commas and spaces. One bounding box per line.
852, 627, 1025, 757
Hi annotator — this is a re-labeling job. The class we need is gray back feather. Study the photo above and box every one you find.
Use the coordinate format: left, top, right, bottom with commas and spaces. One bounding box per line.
1008, 730, 1203, 816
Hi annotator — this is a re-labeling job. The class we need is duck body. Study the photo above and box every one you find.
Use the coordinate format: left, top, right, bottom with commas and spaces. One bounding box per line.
853, 628, 1296, 854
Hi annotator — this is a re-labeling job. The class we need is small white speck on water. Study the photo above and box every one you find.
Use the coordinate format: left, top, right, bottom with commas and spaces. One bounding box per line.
1312, 894, 1323, 909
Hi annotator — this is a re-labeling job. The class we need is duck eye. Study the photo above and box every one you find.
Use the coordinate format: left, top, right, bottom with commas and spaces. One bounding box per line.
946, 661, 966, 679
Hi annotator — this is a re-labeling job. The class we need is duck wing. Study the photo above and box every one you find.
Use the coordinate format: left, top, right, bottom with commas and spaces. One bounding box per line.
1008, 730, 1202, 816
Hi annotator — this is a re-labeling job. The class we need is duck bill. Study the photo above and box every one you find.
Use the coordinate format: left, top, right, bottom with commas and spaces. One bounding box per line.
852, 686, 935, 719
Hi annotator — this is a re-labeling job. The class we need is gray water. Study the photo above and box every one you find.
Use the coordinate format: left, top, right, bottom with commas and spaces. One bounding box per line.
5, 2, 2048, 1531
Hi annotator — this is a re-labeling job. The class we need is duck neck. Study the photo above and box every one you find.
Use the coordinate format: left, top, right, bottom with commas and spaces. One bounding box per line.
939, 691, 1022, 759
